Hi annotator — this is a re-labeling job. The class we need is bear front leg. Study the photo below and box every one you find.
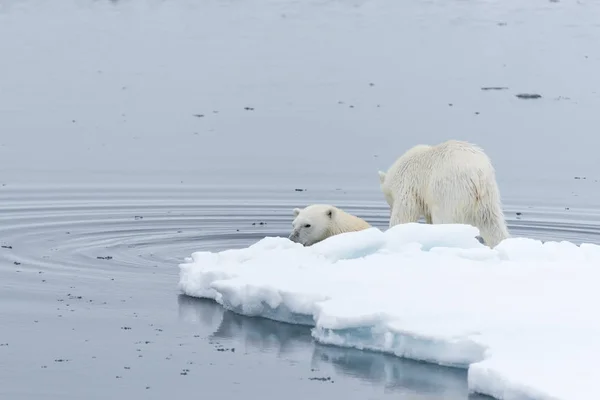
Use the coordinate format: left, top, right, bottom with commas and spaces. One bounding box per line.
389, 203, 421, 228
425, 213, 432, 224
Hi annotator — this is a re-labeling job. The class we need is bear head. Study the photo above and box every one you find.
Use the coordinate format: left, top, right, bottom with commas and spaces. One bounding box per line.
288, 204, 336, 246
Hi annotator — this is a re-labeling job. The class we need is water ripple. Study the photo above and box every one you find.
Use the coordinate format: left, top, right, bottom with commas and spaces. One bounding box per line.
2, 185, 600, 279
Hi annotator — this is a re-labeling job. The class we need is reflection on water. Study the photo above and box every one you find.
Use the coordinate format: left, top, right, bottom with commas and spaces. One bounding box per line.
178, 295, 494, 399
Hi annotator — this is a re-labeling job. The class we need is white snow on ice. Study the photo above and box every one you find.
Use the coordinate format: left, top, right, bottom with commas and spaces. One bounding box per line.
178, 223, 600, 400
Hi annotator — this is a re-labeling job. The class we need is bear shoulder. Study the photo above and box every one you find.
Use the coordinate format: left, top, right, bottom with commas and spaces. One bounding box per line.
329, 207, 371, 235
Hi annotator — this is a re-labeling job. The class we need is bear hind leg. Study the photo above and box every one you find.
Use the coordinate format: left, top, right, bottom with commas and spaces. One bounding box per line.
468, 206, 510, 248
476, 219, 509, 248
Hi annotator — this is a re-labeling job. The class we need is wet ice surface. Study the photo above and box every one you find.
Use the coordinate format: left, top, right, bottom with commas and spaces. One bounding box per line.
1, 0, 600, 399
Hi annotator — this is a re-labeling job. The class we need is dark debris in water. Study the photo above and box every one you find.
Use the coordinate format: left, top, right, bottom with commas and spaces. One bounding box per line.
294, 188, 306, 192
308, 376, 334, 383
212, 341, 235, 352
1, 245, 12, 249
97, 256, 113, 260
121, 326, 132, 330
193, 114, 204, 118
215, 347, 235, 353
54, 359, 70, 363
481, 86, 509, 91
515, 93, 542, 99
244, 107, 254, 111
134, 216, 144, 220
574, 176, 586, 180
13, 261, 21, 265
251, 222, 267, 226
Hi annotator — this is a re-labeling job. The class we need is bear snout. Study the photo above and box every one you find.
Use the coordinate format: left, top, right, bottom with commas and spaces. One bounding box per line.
288, 232, 299, 242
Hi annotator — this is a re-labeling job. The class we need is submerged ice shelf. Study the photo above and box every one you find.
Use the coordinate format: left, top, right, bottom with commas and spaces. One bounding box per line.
178, 223, 600, 400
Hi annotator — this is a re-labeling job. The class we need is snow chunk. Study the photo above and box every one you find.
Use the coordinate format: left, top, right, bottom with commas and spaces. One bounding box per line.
178, 222, 600, 400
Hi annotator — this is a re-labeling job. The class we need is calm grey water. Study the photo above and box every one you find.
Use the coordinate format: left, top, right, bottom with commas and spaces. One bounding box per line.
1, 0, 600, 399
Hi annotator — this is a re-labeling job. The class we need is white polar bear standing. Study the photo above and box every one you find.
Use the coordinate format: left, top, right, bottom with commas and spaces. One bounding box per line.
288, 204, 371, 246
378, 140, 509, 248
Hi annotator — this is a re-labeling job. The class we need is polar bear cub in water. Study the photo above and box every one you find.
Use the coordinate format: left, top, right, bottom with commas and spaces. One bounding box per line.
378, 140, 509, 248
288, 204, 371, 246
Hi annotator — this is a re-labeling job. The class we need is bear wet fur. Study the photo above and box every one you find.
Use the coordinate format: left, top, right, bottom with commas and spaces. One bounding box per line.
378, 140, 509, 248
289, 204, 371, 246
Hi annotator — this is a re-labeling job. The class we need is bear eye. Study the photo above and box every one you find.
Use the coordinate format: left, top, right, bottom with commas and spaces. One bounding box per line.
304, 224, 311, 228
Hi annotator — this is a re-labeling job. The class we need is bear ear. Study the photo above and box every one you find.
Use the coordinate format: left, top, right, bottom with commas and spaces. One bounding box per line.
326, 208, 334, 218
293, 208, 301, 217
378, 170, 386, 184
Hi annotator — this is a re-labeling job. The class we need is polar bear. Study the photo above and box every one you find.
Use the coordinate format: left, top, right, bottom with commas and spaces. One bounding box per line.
288, 204, 371, 246
377, 140, 509, 248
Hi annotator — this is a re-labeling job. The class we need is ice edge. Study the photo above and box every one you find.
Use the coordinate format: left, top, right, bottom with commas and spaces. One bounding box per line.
177, 262, 497, 397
